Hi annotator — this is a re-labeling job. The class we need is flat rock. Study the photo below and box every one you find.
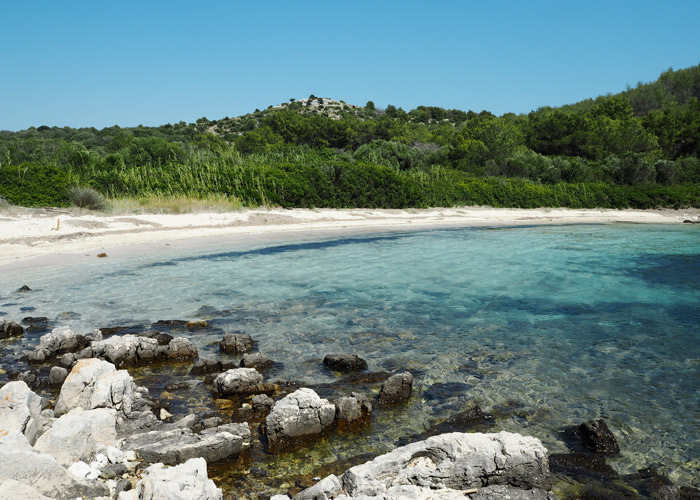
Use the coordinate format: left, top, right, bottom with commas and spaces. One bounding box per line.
120, 457, 222, 500
323, 354, 368, 373
122, 423, 251, 465
213, 368, 272, 397
265, 388, 335, 450
0, 380, 45, 444
34, 407, 117, 467
378, 371, 413, 405
220, 333, 253, 354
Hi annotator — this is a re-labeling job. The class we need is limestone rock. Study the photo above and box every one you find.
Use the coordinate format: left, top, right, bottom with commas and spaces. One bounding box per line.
54, 358, 136, 417
212, 368, 272, 397
578, 419, 620, 454
28, 326, 89, 362
0, 479, 54, 500
167, 337, 198, 359
265, 388, 335, 450
378, 371, 413, 405
122, 423, 251, 465
34, 407, 117, 467
240, 352, 273, 370
0, 430, 108, 500
1, 319, 24, 339
323, 354, 368, 373
125, 457, 222, 500
220, 333, 253, 354
0, 380, 45, 444
49, 366, 69, 386
335, 392, 372, 429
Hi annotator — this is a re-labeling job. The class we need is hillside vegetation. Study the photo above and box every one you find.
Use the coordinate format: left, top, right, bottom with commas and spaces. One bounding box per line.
1, 66, 700, 209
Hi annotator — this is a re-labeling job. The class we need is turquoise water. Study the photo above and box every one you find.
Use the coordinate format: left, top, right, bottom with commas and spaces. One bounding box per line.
1, 223, 699, 491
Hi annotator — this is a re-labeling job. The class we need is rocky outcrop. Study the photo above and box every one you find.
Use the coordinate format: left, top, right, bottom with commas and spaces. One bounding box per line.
323, 354, 368, 373
241, 352, 273, 370
0, 430, 108, 500
265, 388, 335, 450
0, 380, 45, 444
291, 432, 555, 500
220, 333, 254, 354
1, 319, 24, 339
335, 392, 372, 429
83, 334, 197, 367
212, 368, 273, 397
118, 457, 222, 500
378, 371, 413, 405
122, 423, 251, 465
28, 326, 93, 363
54, 358, 136, 416
578, 419, 620, 454
34, 407, 117, 467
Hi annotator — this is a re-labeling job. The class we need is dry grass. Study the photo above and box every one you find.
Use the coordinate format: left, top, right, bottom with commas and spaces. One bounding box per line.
108, 194, 244, 214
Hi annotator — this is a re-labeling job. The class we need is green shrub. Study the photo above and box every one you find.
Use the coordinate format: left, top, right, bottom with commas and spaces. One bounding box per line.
0, 163, 71, 206
68, 186, 106, 210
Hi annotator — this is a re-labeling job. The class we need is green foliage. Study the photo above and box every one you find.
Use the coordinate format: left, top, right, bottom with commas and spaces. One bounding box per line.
0, 163, 70, 206
67, 186, 106, 210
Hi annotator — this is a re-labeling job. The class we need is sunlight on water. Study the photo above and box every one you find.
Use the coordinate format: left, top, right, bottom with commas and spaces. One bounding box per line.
1, 223, 699, 495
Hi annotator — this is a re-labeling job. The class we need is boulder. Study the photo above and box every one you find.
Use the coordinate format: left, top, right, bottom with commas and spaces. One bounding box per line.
240, 352, 273, 370
265, 388, 335, 450
212, 368, 272, 397
1, 319, 24, 339
293, 475, 342, 500
122, 423, 251, 465
0, 430, 108, 500
119, 457, 222, 500
84, 334, 197, 367
294, 432, 554, 500
252, 394, 275, 413
335, 392, 372, 429
0, 380, 45, 444
323, 354, 368, 373
49, 366, 69, 386
28, 326, 91, 362
378, 371, 413, 405
167, 337, 198, 360
578, 419, 620, 454
34, 407, 117, 467
0, 479, 54, 500
54, 358, 136, 416
220, 333, 253, 354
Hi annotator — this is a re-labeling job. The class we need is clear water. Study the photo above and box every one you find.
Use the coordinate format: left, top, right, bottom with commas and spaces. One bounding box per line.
1, 223, 699, 494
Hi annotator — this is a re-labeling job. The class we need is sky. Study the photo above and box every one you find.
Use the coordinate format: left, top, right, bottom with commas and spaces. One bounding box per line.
2, 0, 699, 131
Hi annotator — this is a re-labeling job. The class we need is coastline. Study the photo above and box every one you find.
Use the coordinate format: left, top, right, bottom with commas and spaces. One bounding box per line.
0, 206, 697, 270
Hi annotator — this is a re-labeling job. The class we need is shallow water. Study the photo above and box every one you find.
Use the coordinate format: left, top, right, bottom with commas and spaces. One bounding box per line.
1, 223, 699, 496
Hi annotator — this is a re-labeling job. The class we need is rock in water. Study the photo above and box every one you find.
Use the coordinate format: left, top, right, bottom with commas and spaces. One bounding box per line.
293, 431, 555, 499
377, 371, 413, 404
323, 354, 368, 373
28, 326, 90, 362
49, 366, 69, 386
0, 380, 45, 445
1, 319, 24, 339
120, 457, 222, 500
578, 419, 620, 454
212, 368, 272, 397
220, 333, 254, 354
335, 392, 372, 429
240, 352, 273, 370
265, 388, 335, 450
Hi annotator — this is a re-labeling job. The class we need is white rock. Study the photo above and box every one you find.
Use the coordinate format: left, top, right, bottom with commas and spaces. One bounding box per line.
265, 388, 335, 449
0, 381, 45, 444
68, 461, 93, 479
132, 457, 222, 500
0, 479, 54, 500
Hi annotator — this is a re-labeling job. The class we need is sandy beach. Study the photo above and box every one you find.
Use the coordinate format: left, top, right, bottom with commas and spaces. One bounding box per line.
1, 206, 698, 269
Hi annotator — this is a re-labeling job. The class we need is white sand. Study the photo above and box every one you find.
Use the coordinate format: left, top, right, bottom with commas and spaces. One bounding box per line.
0, 206, 697, 269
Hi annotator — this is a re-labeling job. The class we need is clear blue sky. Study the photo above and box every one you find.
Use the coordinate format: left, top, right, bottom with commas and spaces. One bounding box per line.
2, 0, 699, 131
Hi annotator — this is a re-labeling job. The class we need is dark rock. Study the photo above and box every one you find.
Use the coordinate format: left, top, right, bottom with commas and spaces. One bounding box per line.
152, 320, 187, 328
430, 406, 494, 433
163, 381, 190, 391
323, 354, 368, 373
190, 358, 237, 375
16, 285, 32, 292
186, 320, 208, 331
49, 366, 69, 386
340, 371, 391, 385
141, 330, 174, 345
548, 452, 617, 480
423, 381, 472, 401
681, 486, 700, 499
252, 394, 274, 413
578, 419, 620, 454
220, 333, 253, 354
377, 372, 413, 405
19, 306, 35, 312
115, 479, 132, 495
1, 320, 24, 339
240, 352, 273, 370
623, 468, 681, 500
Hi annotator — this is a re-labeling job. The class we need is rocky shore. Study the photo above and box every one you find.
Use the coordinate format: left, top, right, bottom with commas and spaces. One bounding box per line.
1, 318, 698, 499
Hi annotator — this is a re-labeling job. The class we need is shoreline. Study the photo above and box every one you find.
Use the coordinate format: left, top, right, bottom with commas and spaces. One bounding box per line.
0, 206, 697, 270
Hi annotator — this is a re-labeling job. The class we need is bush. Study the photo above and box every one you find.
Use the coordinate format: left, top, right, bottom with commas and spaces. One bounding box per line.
68, 186, 106, 210
0, 163, 71, 206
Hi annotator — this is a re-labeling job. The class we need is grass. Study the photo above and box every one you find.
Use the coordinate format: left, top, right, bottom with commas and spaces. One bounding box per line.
108, 193, 244, 214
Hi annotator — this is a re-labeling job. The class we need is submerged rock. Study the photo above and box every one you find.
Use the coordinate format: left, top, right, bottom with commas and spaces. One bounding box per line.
122, 422, 251, 465
240, 352, 274, 370
220, 333, 254, 354
578, 419, 620, 454
1, 319, 24, 339
377, 371, 413, 405
191, 358, 238, 375
0, 380, 45, 445
292, 431, 555, 499
119, 457, 222, 500
265, 388, 335, 450
16, 285, 32, 293
323, 354, 368, 373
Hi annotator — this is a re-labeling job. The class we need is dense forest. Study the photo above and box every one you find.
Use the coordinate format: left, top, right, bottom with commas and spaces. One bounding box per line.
2, 64, 700, 209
